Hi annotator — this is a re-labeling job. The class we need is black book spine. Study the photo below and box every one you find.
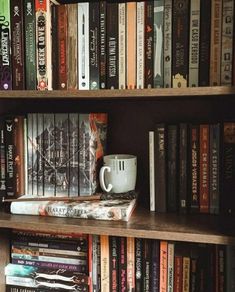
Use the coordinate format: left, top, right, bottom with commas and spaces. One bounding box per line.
151, 240, 160, 292
99, 0, 106, 89
51, 4, 58, 90
106, 1, 118, 89
143, 239, 151, 292
119, 236, 127, 292
135, 238, 143, 292
0, 118, 6, 199
144, 0, 154, 88
167, 124, 178, 212
109, 236, 119, 292
199, 0, 211, 86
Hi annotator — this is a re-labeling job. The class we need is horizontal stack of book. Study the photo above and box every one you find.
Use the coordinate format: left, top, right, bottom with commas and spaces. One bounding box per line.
5, 230, 89, 291
0, 0, 234, 91
6, 230, 235, 292
149, 122, 235, 215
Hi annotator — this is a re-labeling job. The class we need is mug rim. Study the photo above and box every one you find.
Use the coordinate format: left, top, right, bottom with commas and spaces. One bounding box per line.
103, 154, 136, 160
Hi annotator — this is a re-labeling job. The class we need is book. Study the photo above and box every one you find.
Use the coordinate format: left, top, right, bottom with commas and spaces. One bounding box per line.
51, 3, 58, 90
151, 239, 160, 292
126, 237, 135, 291
135, 238, 144, 292
167, 242, 174, 292
100, 235, 109, 291
143, 239, 151, 292
109, 236, 118, 292
0, 0, 12, 90
0, 118, 6, 199
99, 0, 106, 89
91, 235, 101, 292
159, 241, 168, 292
149, 131, 155, 211
118, 1, 126, 90
119, 237, 127, 292
182, 256, 190, 292
10, 197, 137, 221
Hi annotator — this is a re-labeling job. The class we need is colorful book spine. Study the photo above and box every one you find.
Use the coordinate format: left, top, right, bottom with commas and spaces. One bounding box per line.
159, 241, 168, 292
99, 1, 106, 89
0, 0, 12, 90
189, 0, 200, 87
78, 2, 89, 90
127, 237, 135, 291
174, 255, 183, 292
136, 1, 145, 89
118, 1, 126, 90
24, 0, 36, 90
182, 256, 190, 292
89, 1, 100, 90
10, 0, 25, 90
153, 0, 164, 88
172, 0, 189, 88
163, 0, 172, 88
100, 235, 110, 292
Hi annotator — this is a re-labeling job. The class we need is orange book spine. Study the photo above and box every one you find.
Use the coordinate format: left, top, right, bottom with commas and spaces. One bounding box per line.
100, 235, 110, 291
159, 241, 168, 292
127, 237, 135, 291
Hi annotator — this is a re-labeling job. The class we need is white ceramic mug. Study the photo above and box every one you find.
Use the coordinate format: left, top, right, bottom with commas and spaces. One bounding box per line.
99, 154, 137, 193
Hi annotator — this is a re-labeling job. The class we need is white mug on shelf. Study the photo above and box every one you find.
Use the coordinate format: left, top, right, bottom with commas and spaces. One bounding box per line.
99, 154, 137, 193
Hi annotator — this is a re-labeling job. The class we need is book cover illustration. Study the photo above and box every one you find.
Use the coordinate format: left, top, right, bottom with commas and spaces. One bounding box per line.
10, 197, 137, 221
79, 113, 107, 196
5, 263, 89, 291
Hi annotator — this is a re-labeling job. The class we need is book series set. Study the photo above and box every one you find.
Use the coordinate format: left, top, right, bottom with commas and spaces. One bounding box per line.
4, 229, 235, 292
0, 0, 235, 91
149, 122, 235, 215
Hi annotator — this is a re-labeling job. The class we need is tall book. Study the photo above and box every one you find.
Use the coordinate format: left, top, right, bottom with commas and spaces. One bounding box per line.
163, 0, 172, 88
89, 1, 100, 90
149, 131, 155, 211
91, 235, 101, 292
143, 239, 151, 292
127, 237, 135, 291
32, 114, 38, 196
119, 237, 127, 292
188, 0, 200, 87
78, 2, 89, 90
0, 118, 6, 199
210, 0, 222, 86
182, 256, 190, 292
221, 0, 234, 86
0, 0, 12, 90
145, 1, 154, 88
126, 2, 136, 89
106, 1, 118, 89
151, 240, 160, 292
37, 113, 43, 197
24, 0, 36, 90
135, 238, 144, 292
10, 0, 25, 90
35, 0, 52, 90
154, 124, 166, 213
167, 242, 174, 292
136, 1, 145, 89
153, 0, 164, 88
199, 0, 211, 86
99, 1, 106, 89
27, 114, 33, 196
109, 236, 118, 292
172, 0, 190, 88
118, 1, 126, 90
51, 3, 58, 90
159, 241, 168, 292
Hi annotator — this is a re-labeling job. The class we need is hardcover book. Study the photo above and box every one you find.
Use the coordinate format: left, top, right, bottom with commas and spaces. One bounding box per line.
100, 235, 110, 291
135, 237, 143, 292
99, 1, 106, 89
0, 118, 6, 199
109, 236, 118, 292
10, 197, 137, 221
118, 1, 126, 90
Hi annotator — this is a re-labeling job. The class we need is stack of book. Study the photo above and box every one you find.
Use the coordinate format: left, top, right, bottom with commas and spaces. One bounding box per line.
149, 122, 235, 215
0, 0, 234, 91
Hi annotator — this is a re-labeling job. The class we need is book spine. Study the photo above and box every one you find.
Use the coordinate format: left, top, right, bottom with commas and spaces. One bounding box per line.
10, 0, 25, 90
135, 238, 143, 292
145, 1, 154, 88
92, 235, 101, 292
109, 236, 118, 292
100, 235, 110, 292
0, 0, 12, 90
154, 124, 166, 212
159, 241, 168, 292
172, 0, 189, 88
167, 125, 178, 212
24, 118, 28, 195
209, 123, 220, 214
6, 285, 45, 292
182, 257, 190, 292
167, 242, 174, 292
226, 245, 235, 291
119, 236, 127, 292
151, 239, 160, 292
118, 1, 126, 90
221, 0, 234, 85
174, 255, 183, 292
127, 237, 135, 291
199, 0, 211, 86
24, 0, 36, 90
57, 4, 67, 90
189, 124, 200, 212
99, 0, 106, 89
68, 113, 79, 197
149, 131, 155, 211
89, 1, 100, 90
163, 0, 172, 88
221, 122, 235, 214
51, 3, 58, 90
78, 2, 89, 90
153, 0, 164, 88
0, 118, 6, 199
199, 124, 209, 213
179, 123, 188, 213
106, 1, 118, 89
143, 239, 151, 292
32, 113, 38, 196
37, 114, 44, 197
27, 114, 33, 195
126, 2, 136, 89
210, 0, 222, 86
218, 245, 226, 292
67, 4, 78, 90
189, 0, 200, 87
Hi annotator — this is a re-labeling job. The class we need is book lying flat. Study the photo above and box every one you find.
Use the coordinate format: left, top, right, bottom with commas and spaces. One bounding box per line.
10, 197, 137, 221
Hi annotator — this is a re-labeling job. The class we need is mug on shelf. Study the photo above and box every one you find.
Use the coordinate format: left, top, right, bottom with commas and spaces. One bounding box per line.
99, 154, 137, 194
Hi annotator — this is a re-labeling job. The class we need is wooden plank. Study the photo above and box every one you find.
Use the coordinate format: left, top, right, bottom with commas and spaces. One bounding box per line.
0, 229, 10, 291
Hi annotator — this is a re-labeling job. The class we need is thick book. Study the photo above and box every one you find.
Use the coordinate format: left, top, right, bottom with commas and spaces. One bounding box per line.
118, 1, 126, 90
10, 197, 137, 221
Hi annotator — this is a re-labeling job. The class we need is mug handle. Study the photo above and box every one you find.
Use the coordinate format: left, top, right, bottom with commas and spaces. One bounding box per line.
99, 166, 113, 193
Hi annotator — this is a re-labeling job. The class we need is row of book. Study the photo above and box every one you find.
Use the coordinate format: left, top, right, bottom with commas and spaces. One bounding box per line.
149, 122, 235, 215
0, 113, 108, 201
0, 0, 235, 91
5, 230, 235, 292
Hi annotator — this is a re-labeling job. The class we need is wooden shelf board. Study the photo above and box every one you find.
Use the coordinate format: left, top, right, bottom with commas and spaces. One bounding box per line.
0, 86, 234, 100
0, 209, 234, 245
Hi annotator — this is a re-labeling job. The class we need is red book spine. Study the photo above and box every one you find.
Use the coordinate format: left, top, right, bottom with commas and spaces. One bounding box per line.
174, 255, 183, 292
160, 241, 168, 292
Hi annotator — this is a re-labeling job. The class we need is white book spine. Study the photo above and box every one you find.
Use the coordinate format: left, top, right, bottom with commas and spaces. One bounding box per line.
221, 0, 234, 86
136, 1, 145, 89
167, 243, 175, 292
78, 2, 90, 90
149, 131, 155, 211
118, 2, 126, 89
163, 0, 172, 88
189, 0, 200, 87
